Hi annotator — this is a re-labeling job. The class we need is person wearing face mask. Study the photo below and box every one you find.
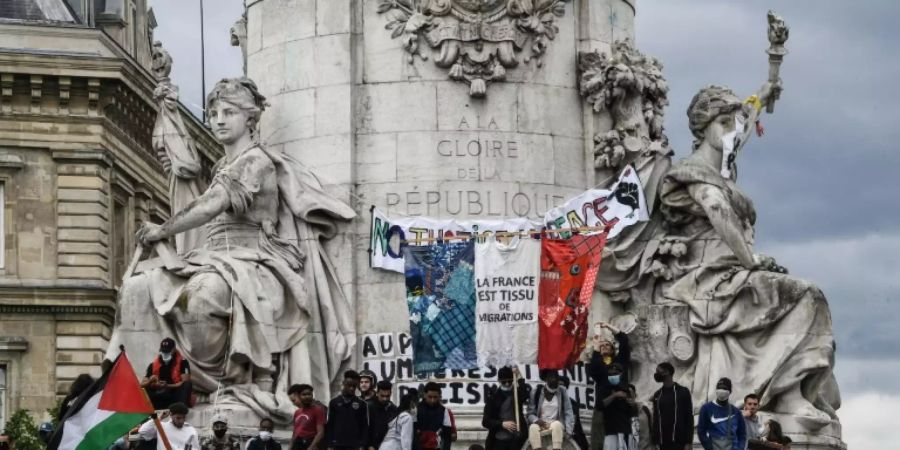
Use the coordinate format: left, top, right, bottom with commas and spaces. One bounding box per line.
650, 363, 693, 450
600, 364, 636, 450
201, 415, 241, 450
246, 418, 281, 450
526, 370, 573, 450
141, 338, 192, 410
697, 378, 746, 450
482, 367, 528, 450
378, 391, 417, 450
588, 322, 631, 450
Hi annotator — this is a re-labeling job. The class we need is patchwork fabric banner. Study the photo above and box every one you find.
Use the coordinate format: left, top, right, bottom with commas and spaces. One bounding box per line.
474, 237, 541, 368
538, 233, 609, 369
404, 242, 478, 374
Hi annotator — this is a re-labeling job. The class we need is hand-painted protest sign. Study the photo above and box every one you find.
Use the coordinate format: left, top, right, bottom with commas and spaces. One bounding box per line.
543, 165, 648, 239
371, 166, 648, 272
360, 332, 597, 412
370, 211, 541, 273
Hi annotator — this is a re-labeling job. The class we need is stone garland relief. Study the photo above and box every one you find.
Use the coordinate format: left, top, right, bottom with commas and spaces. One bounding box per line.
376, 0, 572, 97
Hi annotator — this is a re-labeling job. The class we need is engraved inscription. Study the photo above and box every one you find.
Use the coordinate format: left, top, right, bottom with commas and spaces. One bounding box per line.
385, 189, 567, 219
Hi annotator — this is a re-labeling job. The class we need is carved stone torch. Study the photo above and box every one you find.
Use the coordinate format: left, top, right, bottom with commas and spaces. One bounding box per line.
765, 10, 789, 113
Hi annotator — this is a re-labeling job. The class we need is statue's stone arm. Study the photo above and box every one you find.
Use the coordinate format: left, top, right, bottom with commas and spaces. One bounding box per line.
687, 183, 755, 269
735, 81, 781, 155
140, 183, 230, 244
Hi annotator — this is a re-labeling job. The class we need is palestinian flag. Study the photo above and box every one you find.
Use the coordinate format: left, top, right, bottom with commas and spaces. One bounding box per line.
49, 352, 154, 450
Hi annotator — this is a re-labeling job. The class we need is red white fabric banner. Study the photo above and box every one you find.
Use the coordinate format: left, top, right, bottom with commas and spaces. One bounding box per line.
537, 233, 608, 369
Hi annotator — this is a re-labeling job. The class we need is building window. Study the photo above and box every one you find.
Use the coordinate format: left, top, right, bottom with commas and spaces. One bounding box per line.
0, 363, 7, 432
113, 199, 128, 286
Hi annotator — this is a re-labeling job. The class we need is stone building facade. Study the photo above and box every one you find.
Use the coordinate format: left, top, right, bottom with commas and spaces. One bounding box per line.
0, 0, 220, 428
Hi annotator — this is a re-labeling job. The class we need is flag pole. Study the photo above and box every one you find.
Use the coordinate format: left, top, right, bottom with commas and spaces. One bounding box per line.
152, 414, 175, 450
200, 0, 207, 123
512, 367, 521, 436
123, 345, 174, 450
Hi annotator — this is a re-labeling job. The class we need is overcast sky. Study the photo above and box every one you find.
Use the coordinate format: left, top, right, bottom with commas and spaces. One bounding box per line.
149, 0, 897, 446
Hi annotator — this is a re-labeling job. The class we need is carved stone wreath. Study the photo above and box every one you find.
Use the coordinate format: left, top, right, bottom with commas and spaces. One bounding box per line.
376, 0, 572, 97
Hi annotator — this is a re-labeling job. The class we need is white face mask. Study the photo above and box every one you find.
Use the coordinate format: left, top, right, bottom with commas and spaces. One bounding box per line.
160, 352, 172, 362
259, 431, 272, 441
715, 389, 731, 402
720, 114, 746, 179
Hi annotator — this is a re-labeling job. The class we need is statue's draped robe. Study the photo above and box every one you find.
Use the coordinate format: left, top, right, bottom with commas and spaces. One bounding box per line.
107, 145, 355, 423
658, 159, 838, 415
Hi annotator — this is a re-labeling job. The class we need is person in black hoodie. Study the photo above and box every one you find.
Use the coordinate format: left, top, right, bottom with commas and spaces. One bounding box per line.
587, 322, 630, 450
368, 380, 398, 450
325, 370, 369, 450
650, 363, 693, 450
482, 367, 528, 450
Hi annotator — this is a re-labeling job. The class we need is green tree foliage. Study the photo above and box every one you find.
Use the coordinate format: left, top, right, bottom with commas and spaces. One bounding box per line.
4, 409, 45, 450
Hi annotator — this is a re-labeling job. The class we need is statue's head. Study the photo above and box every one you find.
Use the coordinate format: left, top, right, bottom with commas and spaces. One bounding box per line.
687, 85, 744, 151
151, 41, 172, 80
205, 78, 267, 145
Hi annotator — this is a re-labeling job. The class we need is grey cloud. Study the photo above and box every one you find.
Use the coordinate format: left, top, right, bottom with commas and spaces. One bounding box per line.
637, 0, 900, 243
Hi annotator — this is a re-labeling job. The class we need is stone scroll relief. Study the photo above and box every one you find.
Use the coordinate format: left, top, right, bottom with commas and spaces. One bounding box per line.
376, 0, 572, 97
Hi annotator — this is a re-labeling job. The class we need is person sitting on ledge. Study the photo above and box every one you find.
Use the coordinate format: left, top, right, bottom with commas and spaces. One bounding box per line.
141, 338, 192, 410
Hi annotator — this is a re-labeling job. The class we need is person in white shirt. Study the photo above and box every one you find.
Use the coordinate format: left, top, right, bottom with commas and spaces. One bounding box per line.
527, 370, 574, 450
379, 391, 418, 450
138, 402, 200, 450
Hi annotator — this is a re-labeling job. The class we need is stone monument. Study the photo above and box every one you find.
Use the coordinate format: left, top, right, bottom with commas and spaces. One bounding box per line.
243, 0, 636, 439
106, 77, 357, 433
104, 1, 843, 448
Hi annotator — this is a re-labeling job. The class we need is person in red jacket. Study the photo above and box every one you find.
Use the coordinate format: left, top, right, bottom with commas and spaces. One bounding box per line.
141, 338, 192, 409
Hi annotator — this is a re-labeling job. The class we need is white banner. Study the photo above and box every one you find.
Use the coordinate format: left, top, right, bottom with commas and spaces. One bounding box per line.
543, 165, 648, 239
475, 238, 541, 367
370, 166, 647, 272
360, 332, 596, 411
369, 212, 542, 273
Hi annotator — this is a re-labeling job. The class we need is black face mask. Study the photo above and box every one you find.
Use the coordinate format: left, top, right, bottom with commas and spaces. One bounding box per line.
653, 373, 665, 383
213, 429, 227, 438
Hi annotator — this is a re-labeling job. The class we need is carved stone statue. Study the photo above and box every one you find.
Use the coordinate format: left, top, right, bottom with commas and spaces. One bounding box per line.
106, 78, 357, 425
579, 13, 841, 438
151, 41, 206, 254
230, 12, 248, 76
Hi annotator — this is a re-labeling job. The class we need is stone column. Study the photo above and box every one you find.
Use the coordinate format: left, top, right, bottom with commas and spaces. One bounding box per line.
247, 0, 634, 441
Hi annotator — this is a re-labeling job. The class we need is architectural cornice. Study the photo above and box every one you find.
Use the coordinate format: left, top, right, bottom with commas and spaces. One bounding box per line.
0, 284, 117, 322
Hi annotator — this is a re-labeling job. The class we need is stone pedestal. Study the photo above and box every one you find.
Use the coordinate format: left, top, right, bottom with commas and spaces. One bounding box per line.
244, 0, 635, 443
242, 2, 844, 449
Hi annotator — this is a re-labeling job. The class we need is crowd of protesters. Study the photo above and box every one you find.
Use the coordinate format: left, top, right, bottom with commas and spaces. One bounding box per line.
37, 331, 795, 450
